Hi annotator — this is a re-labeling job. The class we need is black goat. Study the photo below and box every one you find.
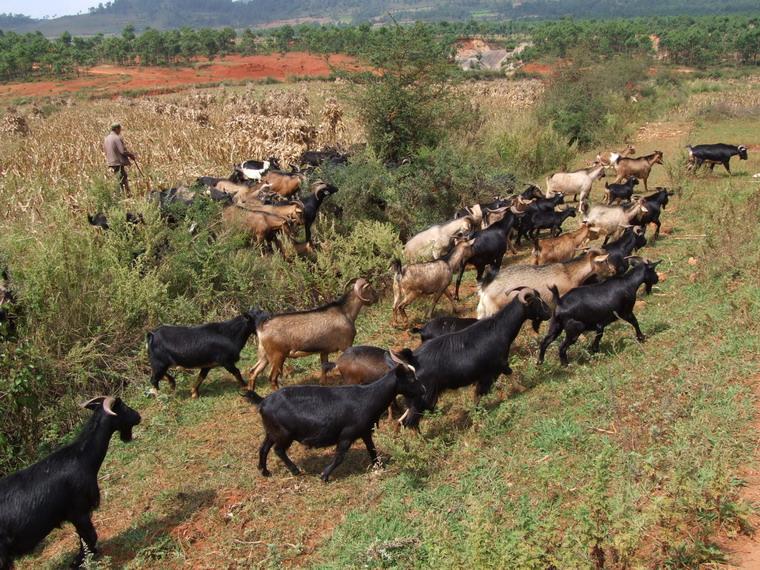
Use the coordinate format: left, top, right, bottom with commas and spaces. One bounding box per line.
249, 351, 424, 481
603, 226, 647, 259
87, 212, 109, 230
299, 149, 349, 169
520, 184, 546, 200
147, 308, 267, 399
411, 316, 478, 342
604, 176, 639, 204
0, 397, 140, 570
634, 187, 672, 242
687, 143, 748, 174
538, 259, 661, 366
522, 207, 577, 240
514, 194, 565, 245
402, 288, 551, 428
454, 211, 517, 300
300, 182, 339, 243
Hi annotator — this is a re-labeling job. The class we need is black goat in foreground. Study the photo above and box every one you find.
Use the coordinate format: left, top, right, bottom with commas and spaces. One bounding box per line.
0, 397, 140, 570
249, 351, 424, 482
147, 308, 268, 399
537, 258, 661, 366
402, 288, 551, 429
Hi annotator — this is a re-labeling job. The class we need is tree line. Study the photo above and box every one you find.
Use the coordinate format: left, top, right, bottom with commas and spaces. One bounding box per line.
0, 15, 758, 82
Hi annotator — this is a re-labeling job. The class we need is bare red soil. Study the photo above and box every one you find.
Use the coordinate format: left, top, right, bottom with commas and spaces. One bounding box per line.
0, 53, 357, 99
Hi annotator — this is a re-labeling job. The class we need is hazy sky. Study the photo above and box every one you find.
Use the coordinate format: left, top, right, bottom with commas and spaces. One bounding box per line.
3, 0, 99, 18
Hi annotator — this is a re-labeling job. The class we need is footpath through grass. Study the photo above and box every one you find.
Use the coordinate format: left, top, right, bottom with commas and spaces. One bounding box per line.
17, 113, 760, 569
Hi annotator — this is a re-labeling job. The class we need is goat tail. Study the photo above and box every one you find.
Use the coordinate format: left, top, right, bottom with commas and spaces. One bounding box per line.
244, 390, 264, 405
146, 332, 154, 352
549, 285, 561, 309
390, 258, 403, 278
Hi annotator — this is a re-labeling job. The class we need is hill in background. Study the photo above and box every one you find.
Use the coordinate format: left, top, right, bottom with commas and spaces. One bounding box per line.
2, 0, 759, 36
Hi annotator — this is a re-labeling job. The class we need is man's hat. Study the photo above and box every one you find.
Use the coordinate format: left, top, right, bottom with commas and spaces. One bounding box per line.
110, 122, 121, 131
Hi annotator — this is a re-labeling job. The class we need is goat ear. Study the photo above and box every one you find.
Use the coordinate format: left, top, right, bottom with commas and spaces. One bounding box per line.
593, 254, 610, 262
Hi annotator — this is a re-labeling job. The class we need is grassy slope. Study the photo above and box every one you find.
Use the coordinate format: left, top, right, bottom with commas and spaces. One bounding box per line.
15, 97, 760, 569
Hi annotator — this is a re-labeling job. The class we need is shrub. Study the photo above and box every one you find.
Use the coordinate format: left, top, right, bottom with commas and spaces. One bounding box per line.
346, 23, 475, 163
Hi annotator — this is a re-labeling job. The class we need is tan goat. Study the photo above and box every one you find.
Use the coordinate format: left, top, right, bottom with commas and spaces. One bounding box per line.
260, 171, 304, 198
613, 151, 664, 191
391, 238, 475, 325
531, 223, 600, 265
247, 279, 378, 391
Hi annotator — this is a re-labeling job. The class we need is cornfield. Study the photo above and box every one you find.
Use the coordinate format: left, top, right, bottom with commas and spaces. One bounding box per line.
0, 82, 362, 223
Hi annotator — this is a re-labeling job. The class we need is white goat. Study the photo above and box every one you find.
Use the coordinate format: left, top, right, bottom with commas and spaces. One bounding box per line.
403, 216, 475, 262
546, 164, 606, 204
583, 199, 649, 243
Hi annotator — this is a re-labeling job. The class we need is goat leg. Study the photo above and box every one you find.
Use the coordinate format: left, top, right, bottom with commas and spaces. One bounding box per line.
165, 372, 177, 391
319, 352, 330, 383
362, 433, 380, 467
258, 435, 274, 476
274, 444, 300, 476
268, 355, 286, 391
428, 290, 445, 318
190, 368, 210, 399
454, 265, 466, 301
224, 364, 247, 389
537, 320, 563, 364
558, 320, 584, 366
590, 325, 605, 353
321, 439, 351, 482
247, 356, 269, 391
619, 312, 646, 342
70, 514, 97, 568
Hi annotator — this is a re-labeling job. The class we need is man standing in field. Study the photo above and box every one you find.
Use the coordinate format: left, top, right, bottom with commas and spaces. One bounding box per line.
103, 122, 136, 193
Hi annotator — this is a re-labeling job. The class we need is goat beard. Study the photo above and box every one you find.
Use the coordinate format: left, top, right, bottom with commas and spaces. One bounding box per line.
531, 319, 542, 333
119, 427, 134, 442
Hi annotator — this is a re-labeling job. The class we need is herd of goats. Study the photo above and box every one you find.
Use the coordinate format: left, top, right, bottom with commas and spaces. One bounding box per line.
0, 140, 750, 568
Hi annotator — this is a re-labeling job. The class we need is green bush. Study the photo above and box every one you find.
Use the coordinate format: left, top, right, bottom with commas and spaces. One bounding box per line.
493, 118, 578, 179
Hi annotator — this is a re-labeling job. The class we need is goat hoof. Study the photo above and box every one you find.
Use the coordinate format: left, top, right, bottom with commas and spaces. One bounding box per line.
148, 387, 160, 397
638, 335, 647, 343
190, 391, 199, 399
260, 468, 271, 477
320, 474, 330, 483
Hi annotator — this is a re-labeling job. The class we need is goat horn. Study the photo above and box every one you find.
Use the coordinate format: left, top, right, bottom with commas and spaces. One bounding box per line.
517, 288, 532, 305
102, 396, 117, 416
80, 396, 117, 416
389, 350, 416, 374
354, 279, 372, 303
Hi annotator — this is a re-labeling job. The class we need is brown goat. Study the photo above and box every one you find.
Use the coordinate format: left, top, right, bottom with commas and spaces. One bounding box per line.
531, 223, 599, 265
247, 279, 378, 391
222, 205, 302, 246
391, 238, 475, 325
327, 345, 403, 424
260, 171, 304, 198
594, 143, 636, 167
613, 151, 664, 191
